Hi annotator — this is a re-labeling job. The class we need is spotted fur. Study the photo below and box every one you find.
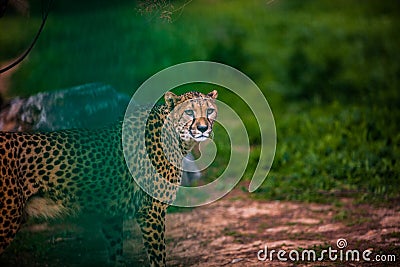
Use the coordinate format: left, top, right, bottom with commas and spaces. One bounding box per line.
0, 90, 218, 266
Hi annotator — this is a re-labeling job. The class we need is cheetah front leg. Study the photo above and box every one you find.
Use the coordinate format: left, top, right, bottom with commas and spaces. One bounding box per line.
136, 200, 167, 267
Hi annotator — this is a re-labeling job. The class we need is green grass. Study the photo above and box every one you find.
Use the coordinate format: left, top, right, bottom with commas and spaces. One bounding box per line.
256, 101, 400, 203
1, 0, 399, 203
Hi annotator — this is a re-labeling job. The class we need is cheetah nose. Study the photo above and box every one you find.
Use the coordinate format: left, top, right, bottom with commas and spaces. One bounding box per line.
197, 125, 208, 133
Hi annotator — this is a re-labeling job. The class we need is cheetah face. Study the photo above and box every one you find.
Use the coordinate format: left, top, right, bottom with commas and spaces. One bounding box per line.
165, 90, 218, 142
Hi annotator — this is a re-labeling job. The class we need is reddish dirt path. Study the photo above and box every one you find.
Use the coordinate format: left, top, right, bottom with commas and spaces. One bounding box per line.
0, 186, 399, 266
165, 188, 399, 266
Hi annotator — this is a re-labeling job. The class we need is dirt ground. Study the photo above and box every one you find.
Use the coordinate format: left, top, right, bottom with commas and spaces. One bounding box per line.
165, 187, 400, 267
0, 184, 399, 267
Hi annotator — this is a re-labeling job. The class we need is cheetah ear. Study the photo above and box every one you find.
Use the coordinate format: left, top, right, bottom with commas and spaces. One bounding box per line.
164, 91, 179, 110
207, 90, 218, 99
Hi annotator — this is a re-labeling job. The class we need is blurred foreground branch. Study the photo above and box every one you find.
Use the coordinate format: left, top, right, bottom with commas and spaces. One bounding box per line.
137, 0, 193, 22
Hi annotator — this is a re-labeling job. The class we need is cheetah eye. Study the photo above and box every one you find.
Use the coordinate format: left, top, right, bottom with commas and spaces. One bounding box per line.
184, 109, 194, 116
207, 108, 215, 115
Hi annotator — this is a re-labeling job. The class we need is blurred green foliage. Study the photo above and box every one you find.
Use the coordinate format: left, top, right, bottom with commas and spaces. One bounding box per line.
0, 17, 40, 62
259, 102, 400, 203
1, 0, 399, 203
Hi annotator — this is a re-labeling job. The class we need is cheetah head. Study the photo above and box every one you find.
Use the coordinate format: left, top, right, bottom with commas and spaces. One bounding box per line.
164, 90, 218, 142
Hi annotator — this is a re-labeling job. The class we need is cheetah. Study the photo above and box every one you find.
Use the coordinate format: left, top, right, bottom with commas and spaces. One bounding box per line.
0, 90, 218, 266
